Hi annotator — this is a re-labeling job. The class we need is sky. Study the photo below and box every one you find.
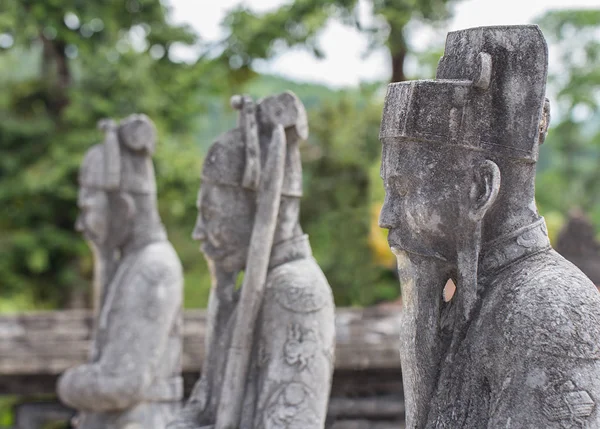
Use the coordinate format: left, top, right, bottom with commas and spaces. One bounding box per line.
168, 0, 600, 88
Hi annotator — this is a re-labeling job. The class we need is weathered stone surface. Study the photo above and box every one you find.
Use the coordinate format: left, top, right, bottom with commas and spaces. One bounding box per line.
379, 25, 600, 428
56, 114, 184, 429
169, 92, 335, 429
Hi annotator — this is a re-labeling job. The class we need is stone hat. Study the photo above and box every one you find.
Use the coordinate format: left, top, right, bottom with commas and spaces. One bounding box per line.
380, 25, 549, 162
79, 114, 157, 194
201, 91, 306, 197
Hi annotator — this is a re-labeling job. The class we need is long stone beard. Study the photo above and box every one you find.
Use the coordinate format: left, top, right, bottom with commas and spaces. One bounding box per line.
88, 243, 119, 362
393, 249, 453, 429
395, 217, 483, 429
192, 259, 239, 423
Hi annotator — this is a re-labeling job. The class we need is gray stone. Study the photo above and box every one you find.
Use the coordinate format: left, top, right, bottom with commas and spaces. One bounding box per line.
169, 92, 335, 429
57, 114, 184, 429
378, 25, 600, 428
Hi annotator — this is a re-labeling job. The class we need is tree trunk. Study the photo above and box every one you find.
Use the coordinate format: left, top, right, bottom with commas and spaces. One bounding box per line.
40, 34, 71, 116
388, 27, 408, 83
390, 48, 406, 82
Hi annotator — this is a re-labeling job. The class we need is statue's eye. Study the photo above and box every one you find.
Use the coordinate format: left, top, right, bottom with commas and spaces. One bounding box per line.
389, 179, 409, 197
202, 208, 214, 221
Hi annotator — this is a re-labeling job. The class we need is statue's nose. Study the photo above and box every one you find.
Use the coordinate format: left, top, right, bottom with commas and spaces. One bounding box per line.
192, 216, 206, 241
75, 214, 84, 232
378, 197, 394, 230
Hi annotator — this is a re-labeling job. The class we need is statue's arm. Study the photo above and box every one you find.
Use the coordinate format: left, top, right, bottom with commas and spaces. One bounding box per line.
57, 261, 182, 412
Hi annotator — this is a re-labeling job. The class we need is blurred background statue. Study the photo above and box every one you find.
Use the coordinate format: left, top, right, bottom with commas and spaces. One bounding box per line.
57, 114, 184, 429
556, 209, 600, 288
169, 92, 335, 429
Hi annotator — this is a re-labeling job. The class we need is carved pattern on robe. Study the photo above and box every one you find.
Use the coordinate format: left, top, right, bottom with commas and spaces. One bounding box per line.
274, 283, 329, 313
263, 382, 320, 429
283, 323, 317, 370
542, 379, 595, 427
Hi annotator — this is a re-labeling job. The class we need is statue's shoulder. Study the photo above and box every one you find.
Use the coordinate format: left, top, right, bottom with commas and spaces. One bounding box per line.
135, 241, 183, 287
117, 241, 183, 321
494, 249, 600, 359
266, 258, 333, 314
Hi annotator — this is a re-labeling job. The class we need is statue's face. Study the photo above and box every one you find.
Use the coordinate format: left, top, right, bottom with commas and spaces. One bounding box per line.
76, 186, 109, 245
193, 183, 255, 272
379, 141, 461, 262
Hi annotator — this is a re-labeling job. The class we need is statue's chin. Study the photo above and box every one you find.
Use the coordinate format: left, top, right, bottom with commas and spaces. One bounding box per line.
167, 423, 212, 429
204, 251, 247, 275
82, 230, 104, 247
390, 244, 448, 263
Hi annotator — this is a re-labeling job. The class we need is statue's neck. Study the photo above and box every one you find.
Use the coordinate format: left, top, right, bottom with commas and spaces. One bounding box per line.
479, 217, 550, 280
482, 188, 540, 242
121, 211, 166, 256
269, 234, 312, 269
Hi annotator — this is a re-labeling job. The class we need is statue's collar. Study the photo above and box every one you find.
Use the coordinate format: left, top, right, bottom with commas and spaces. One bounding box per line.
479, 217, 551, 277
269, 234, 313, 270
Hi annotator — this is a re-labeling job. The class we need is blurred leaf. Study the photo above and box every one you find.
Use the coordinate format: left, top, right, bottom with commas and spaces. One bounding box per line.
27, 247, 49, 273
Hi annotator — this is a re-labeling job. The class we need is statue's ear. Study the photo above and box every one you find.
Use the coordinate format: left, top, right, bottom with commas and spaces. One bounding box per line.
469, 159, 501, 221
117, 192, 137, 220
538, 98, 551, 145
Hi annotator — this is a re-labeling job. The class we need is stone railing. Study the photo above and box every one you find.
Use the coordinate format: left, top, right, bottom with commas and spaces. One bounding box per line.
0, 307, 405, 428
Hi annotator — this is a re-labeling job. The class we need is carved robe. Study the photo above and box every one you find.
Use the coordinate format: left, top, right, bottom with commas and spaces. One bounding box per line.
426, 218, 600, 428
58, 233, 184, 429
178, 235, 335, 429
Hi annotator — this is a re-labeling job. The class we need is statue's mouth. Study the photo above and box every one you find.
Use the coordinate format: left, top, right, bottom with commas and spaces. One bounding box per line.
200, 242, 230, 261
388, 237, 448, 263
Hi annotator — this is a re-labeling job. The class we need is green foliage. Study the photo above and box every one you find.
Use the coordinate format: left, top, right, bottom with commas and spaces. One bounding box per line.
0, 0, 210, 308
535, 9, 600, 228
0, 397, 16, 427
301, 88, 399, 306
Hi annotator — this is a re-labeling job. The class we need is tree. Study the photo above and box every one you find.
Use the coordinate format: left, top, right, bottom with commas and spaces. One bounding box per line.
299, 85, 399, 305
0, 0, 211, 308
219, 0, 461, 83
535, 9, 600, 231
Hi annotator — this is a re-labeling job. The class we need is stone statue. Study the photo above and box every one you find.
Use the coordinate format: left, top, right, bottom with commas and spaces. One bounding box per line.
57, 114, 184, 429
169, 91, 335, 429
379, 25, 600, 428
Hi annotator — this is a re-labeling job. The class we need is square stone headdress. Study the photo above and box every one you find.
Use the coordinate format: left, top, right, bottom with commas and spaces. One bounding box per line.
201, 91, 307, 197
79, 114, 158, 194
380, 25, 549, 162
